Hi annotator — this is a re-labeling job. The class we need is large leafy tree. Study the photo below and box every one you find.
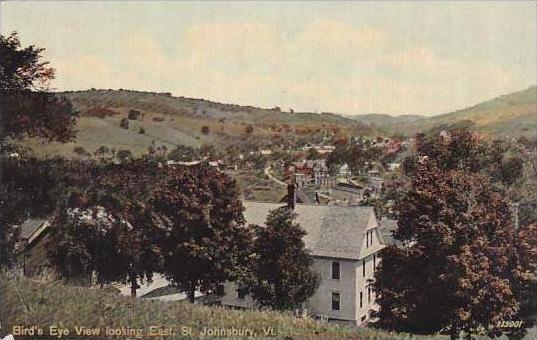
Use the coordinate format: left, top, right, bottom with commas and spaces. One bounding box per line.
150, 164, 251, 302
47, 160, 163, 295
0, 32, 76, 268
0, 32, 76, 144
245, 207, 319, 310
374, 126, 536, 338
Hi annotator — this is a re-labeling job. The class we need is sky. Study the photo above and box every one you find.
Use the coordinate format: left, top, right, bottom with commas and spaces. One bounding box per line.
1, 1, 536, 116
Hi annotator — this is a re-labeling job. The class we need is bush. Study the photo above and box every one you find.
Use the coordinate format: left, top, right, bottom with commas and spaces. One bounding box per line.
201, 126, 210, 135
245, 124, 254, 134
128, 109, 142, 120
139, 126, 146, 134
73, 146, 90, 157
116, 149, 133, 162
120, 118, 129, 129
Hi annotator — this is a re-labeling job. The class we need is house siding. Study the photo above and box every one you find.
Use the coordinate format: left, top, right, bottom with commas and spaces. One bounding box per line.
305, 258, 356, 323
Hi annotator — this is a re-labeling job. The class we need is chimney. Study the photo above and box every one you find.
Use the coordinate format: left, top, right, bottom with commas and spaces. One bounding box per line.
287, 182, 296, 210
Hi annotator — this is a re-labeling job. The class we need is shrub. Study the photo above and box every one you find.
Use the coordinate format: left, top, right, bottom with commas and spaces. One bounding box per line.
139, 126, 146, 134
120, 118, 129, 129
73, 146, 90, 157
201, 126, 210, 135
128, 109, 141, 120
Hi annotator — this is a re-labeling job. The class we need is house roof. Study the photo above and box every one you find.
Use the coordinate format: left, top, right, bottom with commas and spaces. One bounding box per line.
20, 219, 47, 239
243, 201, 375, 260
378, 219, 399, 246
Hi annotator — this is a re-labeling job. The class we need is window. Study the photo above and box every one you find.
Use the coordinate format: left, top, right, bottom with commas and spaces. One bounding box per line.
362, 258, 366, 277
373, 254, 376, 271
237, 287, 247, 300
332, 261, 340, 280
368, 286, 371, 303
359, 292, 363, 308
331, 292, 341, 311
361, 315, 367, 322
366, 231, 370, 248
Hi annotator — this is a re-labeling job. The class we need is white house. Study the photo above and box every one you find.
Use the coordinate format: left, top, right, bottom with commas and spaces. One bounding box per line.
221, 195, 385, 325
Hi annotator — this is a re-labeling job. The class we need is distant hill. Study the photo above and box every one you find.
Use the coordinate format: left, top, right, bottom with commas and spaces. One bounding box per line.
24, 89, 376, 158
22, 86, 536, 158
351, 86, 537, 138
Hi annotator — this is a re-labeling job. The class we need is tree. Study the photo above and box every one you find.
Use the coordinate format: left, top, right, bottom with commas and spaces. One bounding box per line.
245, 207, 319, 310
1, 32, 76, 144
120, 118, 129, 129
47, 160, 163, 295
150, 164, 251, 302
116, 149, 133, 162
128, 109, 141, 120
0, 33, 76, 268
305, 147, 321, 160
373, 162, 536, 338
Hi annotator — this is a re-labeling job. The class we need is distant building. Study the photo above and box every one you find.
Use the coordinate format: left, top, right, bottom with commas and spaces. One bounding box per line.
337, 163, 351, 184
387, 163, 400, 172
221, 187, 385, 325
370, 177, 385, 194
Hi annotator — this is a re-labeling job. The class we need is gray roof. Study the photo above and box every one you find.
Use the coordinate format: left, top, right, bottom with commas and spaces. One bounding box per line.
379, 219, 399, 246
20, 219, 46, 239
243, 201, 375, 260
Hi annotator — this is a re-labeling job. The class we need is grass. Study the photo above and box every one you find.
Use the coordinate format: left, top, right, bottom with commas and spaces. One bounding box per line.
234, 170, 287, 203
0, 273, 443, 340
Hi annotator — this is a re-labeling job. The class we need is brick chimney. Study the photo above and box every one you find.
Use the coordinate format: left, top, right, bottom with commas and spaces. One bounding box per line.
287, 182, 296, 210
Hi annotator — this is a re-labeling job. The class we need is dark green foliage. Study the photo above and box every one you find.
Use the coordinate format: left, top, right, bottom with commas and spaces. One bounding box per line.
120, 117, 129, 129
374, 125, 536, 338
167, 145, 199, 162
150, 164, 251, 302
128, 109, 141, 120
47, 160, 164, 295
0, 32, 76, 268
116, 149, 133, 162
244, 207, 319, 310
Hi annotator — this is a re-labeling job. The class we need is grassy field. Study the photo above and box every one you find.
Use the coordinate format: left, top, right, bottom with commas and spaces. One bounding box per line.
234, 171, 287, 203
22, 89, 376, 159
0, 273, 442, 340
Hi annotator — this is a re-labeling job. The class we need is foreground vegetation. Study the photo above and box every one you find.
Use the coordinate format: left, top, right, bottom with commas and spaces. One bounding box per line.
0, 273, 443, 340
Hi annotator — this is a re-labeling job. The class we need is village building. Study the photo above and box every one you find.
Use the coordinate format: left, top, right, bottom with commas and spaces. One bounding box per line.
337, 163, 352, 184
221, 186, 385, 325
370, 177, 385, 194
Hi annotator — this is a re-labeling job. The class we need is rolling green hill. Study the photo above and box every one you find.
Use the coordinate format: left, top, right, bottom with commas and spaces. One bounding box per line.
351, 86, 537, 138
22, 86, 536, 159
24, 89, 376, 158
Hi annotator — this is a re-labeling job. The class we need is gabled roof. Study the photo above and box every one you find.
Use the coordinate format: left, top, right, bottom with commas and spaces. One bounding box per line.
20, 219, 47, 239
243, 201, 376, 260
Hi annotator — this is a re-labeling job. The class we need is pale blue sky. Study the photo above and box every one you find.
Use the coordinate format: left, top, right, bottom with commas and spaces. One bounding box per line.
1, 1, 536, 115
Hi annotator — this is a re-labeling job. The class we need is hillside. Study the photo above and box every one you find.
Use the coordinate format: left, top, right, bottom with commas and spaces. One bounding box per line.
0, 273, 441, 340
22, 86, 536, 158
352, 86, 537, 138
24, 89, 376, 158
